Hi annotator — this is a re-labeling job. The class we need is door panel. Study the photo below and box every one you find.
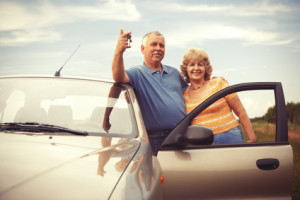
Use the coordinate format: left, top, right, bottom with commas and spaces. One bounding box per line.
158, 145, 293, 199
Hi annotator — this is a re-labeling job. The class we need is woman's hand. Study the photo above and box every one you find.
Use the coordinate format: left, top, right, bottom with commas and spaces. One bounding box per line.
247, 136, 257, 143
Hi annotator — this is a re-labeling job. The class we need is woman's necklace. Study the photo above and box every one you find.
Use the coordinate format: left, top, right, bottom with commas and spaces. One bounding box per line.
191, 81, 205, 90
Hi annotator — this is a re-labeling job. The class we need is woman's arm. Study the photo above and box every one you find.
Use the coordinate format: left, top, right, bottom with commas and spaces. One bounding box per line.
228, 96, 256, 143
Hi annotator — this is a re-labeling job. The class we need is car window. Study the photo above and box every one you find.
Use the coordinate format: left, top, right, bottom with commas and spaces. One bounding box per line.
1, 90, 25, 122
238, 90, 276, 143
0, 77, 137, 137
186, 89, 277, 145
190, 86, 285, 146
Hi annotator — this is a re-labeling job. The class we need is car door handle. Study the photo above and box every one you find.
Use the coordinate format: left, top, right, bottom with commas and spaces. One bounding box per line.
256, 158, 279, 170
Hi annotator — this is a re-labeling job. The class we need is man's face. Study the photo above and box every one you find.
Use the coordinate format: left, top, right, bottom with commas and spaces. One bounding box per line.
141, 34, 165, 67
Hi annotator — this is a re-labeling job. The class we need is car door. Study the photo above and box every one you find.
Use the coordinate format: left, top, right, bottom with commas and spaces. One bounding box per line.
157, 82, 293, 200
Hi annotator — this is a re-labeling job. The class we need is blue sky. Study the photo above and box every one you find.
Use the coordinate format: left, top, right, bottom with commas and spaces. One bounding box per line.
0, 0, 299, 117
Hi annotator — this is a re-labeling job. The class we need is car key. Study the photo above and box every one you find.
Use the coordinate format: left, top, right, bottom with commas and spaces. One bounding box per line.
127, 34, 131, 46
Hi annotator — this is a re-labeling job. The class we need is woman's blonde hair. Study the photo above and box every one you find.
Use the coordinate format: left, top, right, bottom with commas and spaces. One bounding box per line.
180, 48, 213, 83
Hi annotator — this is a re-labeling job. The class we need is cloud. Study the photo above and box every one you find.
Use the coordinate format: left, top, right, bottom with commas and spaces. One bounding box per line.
240, 96, 275, 118
141, 0, 297, 48
165, 24, 282, 47
0, 29, 61, 46
0, 0, 141, 46
162, 0, 291, 16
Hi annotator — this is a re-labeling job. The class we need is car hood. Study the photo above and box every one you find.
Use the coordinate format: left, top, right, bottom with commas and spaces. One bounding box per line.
0, 132, 140, 200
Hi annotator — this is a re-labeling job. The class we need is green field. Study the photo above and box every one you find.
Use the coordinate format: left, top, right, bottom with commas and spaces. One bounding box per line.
249, 122, 300, 199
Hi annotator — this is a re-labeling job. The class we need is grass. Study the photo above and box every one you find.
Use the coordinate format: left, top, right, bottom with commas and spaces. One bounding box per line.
247, 122, 300, 199
251, 122, 276, 142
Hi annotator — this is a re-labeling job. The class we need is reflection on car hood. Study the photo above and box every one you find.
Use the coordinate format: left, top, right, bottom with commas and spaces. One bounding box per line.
0, 132, 140, 200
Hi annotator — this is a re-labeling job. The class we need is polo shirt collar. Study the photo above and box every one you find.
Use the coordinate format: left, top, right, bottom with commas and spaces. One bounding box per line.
142, 63, 169, 75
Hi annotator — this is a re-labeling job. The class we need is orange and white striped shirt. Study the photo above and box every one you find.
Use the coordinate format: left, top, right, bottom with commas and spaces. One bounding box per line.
184, 77, 239, 134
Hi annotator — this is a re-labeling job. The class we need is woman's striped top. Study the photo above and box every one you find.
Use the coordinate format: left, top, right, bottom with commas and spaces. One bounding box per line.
184, 77, 239, 134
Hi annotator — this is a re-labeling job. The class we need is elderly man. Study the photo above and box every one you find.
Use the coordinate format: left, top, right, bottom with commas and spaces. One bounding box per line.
112, 29, 187, 155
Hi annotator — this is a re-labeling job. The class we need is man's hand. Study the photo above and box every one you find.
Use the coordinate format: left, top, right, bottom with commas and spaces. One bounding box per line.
112, 28, 131, 83
102, 117, 111, 133
115, 29, 132, 54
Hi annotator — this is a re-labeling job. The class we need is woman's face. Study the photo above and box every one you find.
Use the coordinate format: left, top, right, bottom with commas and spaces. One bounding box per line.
187, 61, 206, 82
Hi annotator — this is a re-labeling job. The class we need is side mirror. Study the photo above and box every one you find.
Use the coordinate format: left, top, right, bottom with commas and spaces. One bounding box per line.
161, 125, 214, 148
183, 125, 214, 146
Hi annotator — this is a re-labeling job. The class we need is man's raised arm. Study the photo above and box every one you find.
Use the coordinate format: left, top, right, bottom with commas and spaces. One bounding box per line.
112, 29, 131, 83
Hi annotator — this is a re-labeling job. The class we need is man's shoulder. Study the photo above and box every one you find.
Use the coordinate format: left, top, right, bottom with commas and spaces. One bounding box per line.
162, 64, 180, 75
163, 64, 178, 71
126, 65, 143, 71
125, 65, 148, 84
125, 65, 144, 76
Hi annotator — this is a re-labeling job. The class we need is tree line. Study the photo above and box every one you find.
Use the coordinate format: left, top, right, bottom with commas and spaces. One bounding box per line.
251, 102, 300, 125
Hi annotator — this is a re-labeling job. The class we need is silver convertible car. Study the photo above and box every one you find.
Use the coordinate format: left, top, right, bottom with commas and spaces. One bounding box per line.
0, 76, 293, 199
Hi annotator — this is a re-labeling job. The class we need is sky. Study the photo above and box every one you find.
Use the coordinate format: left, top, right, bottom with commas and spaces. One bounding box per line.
0, 0, 300, 118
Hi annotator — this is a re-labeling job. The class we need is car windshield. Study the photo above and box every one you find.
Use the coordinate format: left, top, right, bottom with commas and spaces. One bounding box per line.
0, 77, 136, 137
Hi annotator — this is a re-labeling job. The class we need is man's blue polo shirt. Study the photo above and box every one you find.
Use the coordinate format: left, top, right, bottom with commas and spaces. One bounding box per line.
126, 63, 188, 131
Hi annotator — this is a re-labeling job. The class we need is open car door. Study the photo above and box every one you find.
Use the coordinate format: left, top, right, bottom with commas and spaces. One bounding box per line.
157, 82, 293, 200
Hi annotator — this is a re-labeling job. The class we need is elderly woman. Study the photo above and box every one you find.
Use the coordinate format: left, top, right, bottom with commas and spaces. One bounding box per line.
180, 48, 256, 144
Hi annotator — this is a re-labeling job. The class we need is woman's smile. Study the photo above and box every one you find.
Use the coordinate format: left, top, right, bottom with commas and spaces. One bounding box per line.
187, 62, 205, 80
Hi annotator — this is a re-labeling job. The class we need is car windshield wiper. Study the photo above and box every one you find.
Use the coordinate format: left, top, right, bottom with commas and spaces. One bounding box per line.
0, 122, 88, 136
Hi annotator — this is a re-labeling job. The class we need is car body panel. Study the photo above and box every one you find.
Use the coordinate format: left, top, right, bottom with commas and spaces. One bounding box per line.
158, 145, 293, 199
110, 140, 163, 200
0, 132, 142, 200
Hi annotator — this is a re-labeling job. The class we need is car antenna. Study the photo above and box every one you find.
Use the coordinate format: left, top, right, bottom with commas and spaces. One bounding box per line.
54, 44, 80, 76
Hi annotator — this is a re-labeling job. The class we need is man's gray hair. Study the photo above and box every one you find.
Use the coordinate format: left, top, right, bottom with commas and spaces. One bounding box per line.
141, 31, 165, 46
